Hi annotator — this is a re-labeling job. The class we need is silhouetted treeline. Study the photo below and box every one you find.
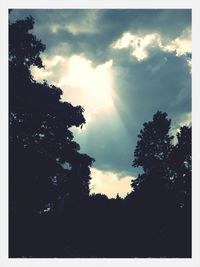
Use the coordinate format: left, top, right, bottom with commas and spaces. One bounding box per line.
9, 15, 191, 258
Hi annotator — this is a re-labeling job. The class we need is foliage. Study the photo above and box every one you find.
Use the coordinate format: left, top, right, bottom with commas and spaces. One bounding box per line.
130, 112, 191, 258
9, 16, 94, 216
133, 111, 173, 173
169, 126, 191, 208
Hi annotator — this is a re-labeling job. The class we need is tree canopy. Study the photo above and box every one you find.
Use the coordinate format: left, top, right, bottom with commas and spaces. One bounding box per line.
133, 111, 173, 173
132, 111, 191, 207
9, 16, 94, 215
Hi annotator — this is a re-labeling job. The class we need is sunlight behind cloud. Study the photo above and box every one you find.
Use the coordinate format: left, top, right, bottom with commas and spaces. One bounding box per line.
59, 55, 114, 124
90, 168, 133, 199
58, 55, 113, 110
31, 54, 114, 124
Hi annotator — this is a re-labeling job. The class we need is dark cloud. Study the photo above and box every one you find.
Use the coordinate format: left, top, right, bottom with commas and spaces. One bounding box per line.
99, 9, 191, 38
10, 9, 191, 65
112, 49, 191, 123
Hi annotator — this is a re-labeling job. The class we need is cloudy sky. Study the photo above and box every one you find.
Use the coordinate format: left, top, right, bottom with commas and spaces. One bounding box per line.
10, 9, 191, 198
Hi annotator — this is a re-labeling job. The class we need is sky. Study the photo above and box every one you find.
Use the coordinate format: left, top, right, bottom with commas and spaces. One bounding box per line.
10, 9, 192, 198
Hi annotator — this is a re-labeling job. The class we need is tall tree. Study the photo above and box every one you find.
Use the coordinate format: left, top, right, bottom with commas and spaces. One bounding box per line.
133, 111, 173, 173
131, 112, 191, 257
132, 111, 173, 192
9, 16, 94, 215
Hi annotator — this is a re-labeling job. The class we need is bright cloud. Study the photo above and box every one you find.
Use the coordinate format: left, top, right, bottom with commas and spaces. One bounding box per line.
89, 168, 133, 199
179, 112, 192, 128
58, 55, 113, 110
31, 66, 52, 80
31, 55, 65, 83
31, 54, 114, 123
112, 32, 162, 61
112, 29, 191, 61
163, 28, 192, 56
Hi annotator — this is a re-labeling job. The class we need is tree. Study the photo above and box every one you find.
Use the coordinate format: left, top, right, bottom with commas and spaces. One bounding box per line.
169, 126, 191, 208
133, 111, 173, 173
9, 16, 94, 216
9, 16, 45, 69
131, 113, 191, 257
132, 111, 173, 192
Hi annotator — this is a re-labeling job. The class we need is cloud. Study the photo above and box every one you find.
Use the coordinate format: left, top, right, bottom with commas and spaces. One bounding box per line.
112, 48, 191, 123
163, 28, 192, 56
89, 168, 133, 199
10, 9, 191, 65
112, 32, 162, 61
31, 54, 114, 123
112, 28, 191, 61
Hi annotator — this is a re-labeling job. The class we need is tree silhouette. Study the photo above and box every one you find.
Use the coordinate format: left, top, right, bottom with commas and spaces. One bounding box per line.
169, 126, 191, 208
9, 16, 94, 257
133, 111, 173, 173
130, 112, 191, 257
132, 111, 173, 195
